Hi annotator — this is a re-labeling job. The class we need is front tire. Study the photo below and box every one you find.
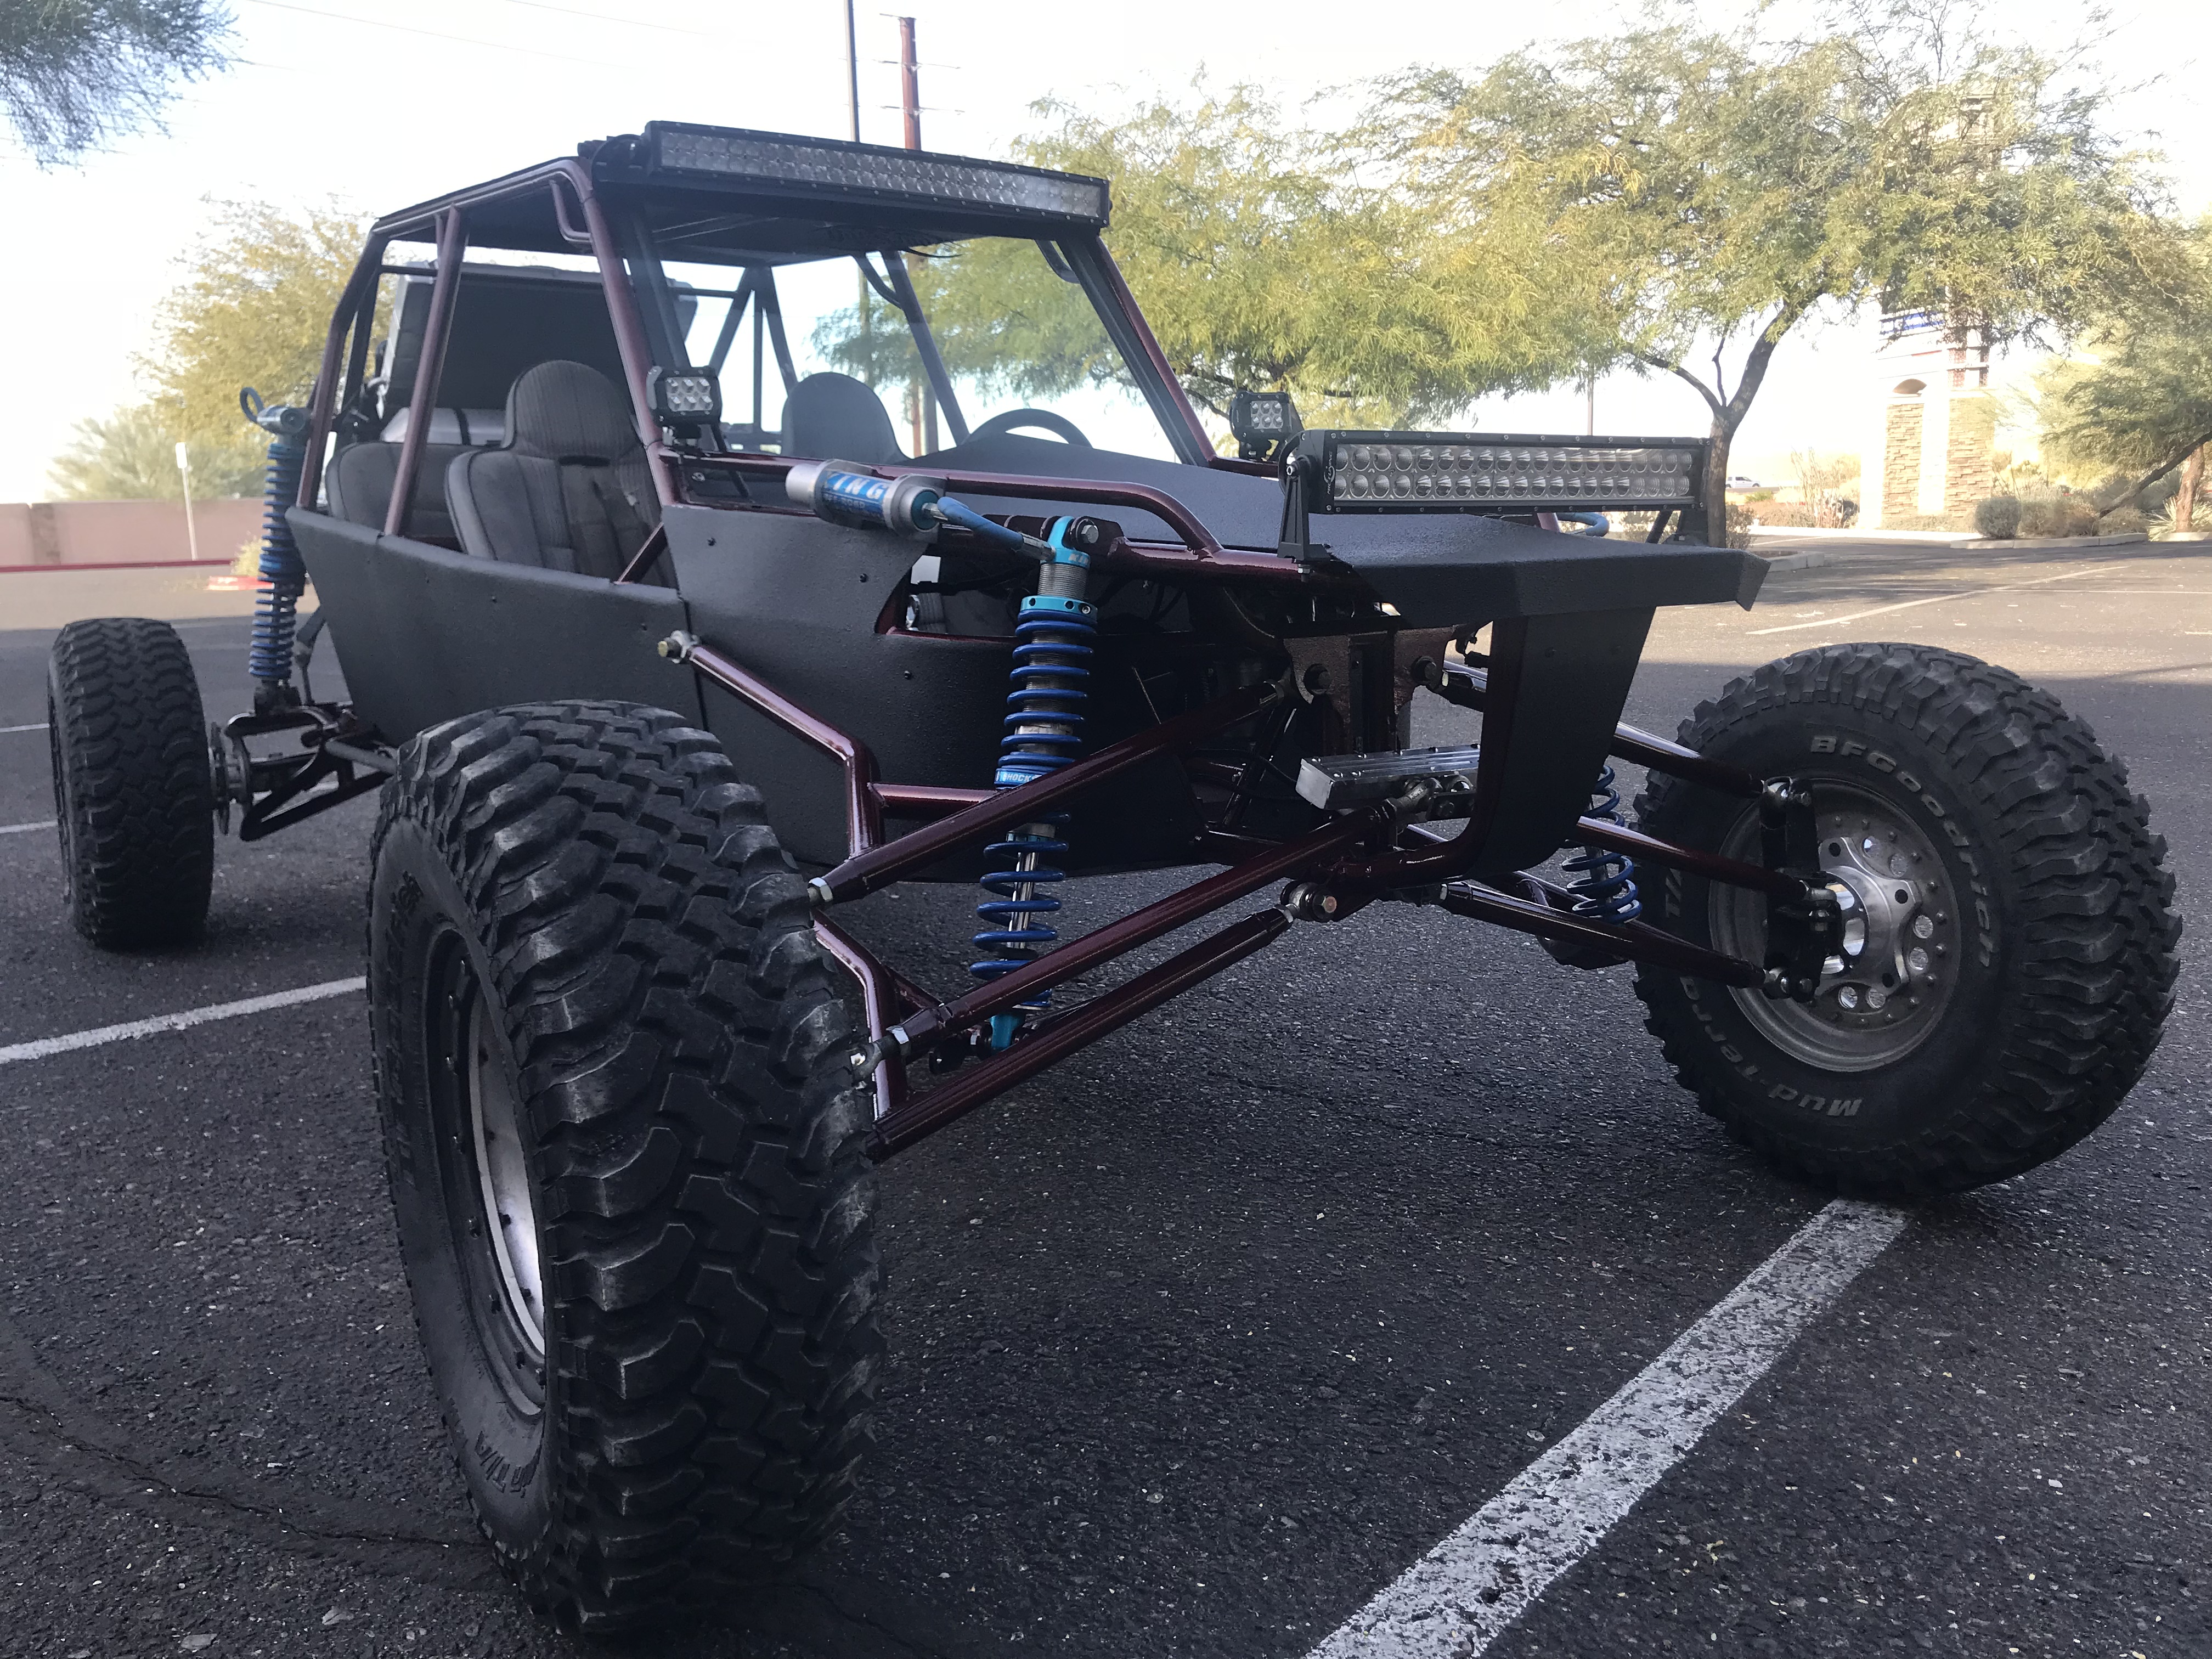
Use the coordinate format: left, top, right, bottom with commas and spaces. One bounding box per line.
369, 702, 879, 1630
47, 617, 215, 947
1634, 644, 2179, 1195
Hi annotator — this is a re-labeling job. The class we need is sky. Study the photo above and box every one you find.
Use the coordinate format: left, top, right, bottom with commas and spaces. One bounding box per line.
4, 0, 2208, 502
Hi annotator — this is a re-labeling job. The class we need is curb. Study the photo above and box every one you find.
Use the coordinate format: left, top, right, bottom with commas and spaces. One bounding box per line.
1757, 550, 1832, 573
1954, 532, 2152, 551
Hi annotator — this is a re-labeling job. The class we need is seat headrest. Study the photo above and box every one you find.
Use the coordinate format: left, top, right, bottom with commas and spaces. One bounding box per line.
785, 371, 905, 466
503, 360, 641, 462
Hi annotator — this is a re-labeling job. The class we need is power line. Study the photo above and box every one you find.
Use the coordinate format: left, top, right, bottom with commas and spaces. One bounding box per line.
481, 0, 716, 40
239, 0, 642, 69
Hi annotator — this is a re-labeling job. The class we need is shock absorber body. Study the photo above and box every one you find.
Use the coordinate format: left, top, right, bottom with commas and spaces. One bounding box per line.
1562, 764, 1641, 923
971, 522, 1096, 1048
778, 464, 1104, 1049
240, 390, 313, 712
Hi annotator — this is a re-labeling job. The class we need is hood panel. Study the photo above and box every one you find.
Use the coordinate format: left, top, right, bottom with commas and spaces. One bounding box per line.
922, 437, 1763, 624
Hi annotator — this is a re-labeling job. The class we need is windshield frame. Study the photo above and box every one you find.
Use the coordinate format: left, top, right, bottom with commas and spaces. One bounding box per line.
618, 210, 1214, 467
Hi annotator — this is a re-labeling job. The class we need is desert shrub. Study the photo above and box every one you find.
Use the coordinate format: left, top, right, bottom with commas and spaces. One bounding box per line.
1973, 496, 2022, 539
1724, 503, 1754, 548
2018, 494, 2098, 538
1751, 501, 1815, 527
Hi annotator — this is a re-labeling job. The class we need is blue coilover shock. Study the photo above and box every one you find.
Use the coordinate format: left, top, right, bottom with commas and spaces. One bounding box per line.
239, 388, 312, 711
1561, 764, 1641, 923
972, 521, 1096, 1049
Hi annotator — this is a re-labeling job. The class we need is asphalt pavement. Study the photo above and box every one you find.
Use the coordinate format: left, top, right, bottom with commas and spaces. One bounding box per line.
0, 538, 2204, 1658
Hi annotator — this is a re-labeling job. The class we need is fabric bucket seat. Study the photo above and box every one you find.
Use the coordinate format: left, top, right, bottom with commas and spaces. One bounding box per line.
445, 359, 658, 577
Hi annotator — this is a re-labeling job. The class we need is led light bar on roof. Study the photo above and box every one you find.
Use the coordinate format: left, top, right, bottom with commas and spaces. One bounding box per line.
644, 123, 1109, 224
1292, 430, 1705, 514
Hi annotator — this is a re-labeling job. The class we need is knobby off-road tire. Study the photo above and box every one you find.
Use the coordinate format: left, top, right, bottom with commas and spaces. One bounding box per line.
47, 617, 215, 947
369, 702, 879, 1630
1634, 644, 2179, 1196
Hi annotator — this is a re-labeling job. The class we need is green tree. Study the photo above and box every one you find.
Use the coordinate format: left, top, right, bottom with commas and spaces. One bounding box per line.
46, 401, 264, 500
1, 0, 232, 165
2037, 219, 2212, 522
47, 199, 376, 500
815, 86, 1587, 438
1368, 10, 2162, 525
140, 199, 374, 447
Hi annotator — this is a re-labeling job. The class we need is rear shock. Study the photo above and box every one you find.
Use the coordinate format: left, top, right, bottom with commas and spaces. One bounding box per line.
240, 388, 312, 712
970, 522, 1096, 1049
1562, 764, 1641, 923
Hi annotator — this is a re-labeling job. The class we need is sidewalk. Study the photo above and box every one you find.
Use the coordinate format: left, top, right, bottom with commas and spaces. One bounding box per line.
0, 565, 278, 633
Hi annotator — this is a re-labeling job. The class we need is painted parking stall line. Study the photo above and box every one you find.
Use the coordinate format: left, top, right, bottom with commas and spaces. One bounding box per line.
1308, 1199, 1908, 1659
0, 820, 55, 836
0, 978, 366, 1068
0, 723, 48, 735
1747, 563, 2109, 636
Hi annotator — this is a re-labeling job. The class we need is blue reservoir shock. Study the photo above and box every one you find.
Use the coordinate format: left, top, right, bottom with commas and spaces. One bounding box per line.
970, 522, 1096, 1047
240, 389, 312, 710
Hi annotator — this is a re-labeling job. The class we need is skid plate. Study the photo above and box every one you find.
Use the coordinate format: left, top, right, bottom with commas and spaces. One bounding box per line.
1295, 744, 1482, 810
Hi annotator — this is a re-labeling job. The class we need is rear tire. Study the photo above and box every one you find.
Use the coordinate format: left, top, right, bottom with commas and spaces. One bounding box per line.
369, 702, 879, 1630
47, 617, 214, 947
1634, 643, 2179, 1195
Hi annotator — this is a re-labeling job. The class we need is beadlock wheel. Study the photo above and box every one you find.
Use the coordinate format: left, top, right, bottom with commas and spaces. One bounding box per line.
1709, 785, 1961, 1072
1634, 642, 2179, 1195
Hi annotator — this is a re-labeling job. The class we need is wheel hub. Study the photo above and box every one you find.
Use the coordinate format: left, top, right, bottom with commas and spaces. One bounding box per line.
1715, 791, 1959, 1071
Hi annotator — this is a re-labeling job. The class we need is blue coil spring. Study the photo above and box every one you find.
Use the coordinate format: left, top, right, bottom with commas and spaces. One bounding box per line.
970, 596, 1097, 1015
249, 434, 309, 693
1562, 764, 1642, 923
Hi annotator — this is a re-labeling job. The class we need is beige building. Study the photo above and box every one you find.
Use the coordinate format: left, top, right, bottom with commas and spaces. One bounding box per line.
1860, 312, 1996, 529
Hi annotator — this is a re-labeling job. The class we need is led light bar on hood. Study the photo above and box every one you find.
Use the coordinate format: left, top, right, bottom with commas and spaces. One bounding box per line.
1289, 430, 1706, 515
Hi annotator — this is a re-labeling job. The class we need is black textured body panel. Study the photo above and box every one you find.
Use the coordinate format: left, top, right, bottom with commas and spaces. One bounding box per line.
1317, 514, 1764, 627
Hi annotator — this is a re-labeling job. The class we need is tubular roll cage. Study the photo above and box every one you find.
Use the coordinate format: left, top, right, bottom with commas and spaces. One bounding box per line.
289, 153, 1818, 1162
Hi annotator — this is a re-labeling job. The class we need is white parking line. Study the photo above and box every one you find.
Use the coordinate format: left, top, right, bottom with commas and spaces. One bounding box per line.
1308, 1199, 1908, 1659
1746, 563, 2111, 635
0, 723, 48, 734
0, 819, 55, 836
0, 978, 366, 1067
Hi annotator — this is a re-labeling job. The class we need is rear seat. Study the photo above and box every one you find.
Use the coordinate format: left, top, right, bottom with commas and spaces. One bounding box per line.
324, 404, 508, 540
325, 441, 472, 541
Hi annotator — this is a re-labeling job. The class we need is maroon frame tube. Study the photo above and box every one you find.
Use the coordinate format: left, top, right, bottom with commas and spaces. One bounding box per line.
887, 804, 1375, 1057
816, 679, 1283, 902
870, 907, 1288, 1157
574, 173, 678, 510
612, 523, 668, 585
1433, 881, 1765, 988
677, 636, 884, 855
1087, 239, 1214, 461
703, 451, 1227, 557
874, 782, 992, 815
384, 210, 466, 538
300, 234, 389, 510
1570, 817, 1804, 901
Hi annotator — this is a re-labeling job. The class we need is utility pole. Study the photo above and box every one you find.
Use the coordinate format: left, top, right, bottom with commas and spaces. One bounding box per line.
842, 0, 860, 140
898, 15, 921, 149
898, 15, 936, 453
174, 440, 200, 562
847, 0, 870, 390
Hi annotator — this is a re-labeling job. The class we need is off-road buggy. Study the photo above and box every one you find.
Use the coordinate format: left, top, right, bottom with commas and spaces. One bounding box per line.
46, 122, 2179, 1629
